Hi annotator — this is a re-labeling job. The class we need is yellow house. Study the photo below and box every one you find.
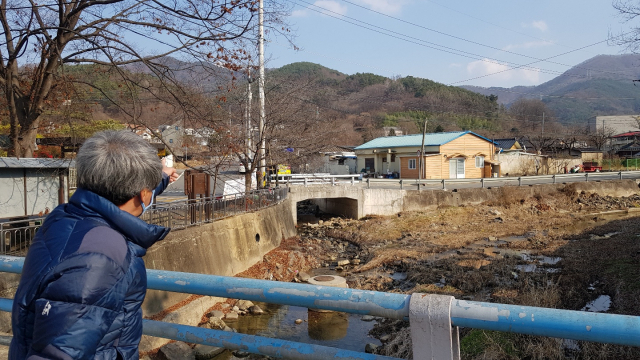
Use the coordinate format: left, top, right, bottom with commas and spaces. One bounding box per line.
354, 131, 499, 179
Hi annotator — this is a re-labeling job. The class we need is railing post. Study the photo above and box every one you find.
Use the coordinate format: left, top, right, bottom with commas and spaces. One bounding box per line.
400, 179, 403, 190
518, 177, 522, 186
620, 171, 623, 180
331, 177, 336, 186
442, 179, 446, 190
304, 177, 308, 187
351, 176, 354, 186
481, 178, 484, 189
586, 173, 589, 182
410, 293, 460, 360
367, 178, 370, 189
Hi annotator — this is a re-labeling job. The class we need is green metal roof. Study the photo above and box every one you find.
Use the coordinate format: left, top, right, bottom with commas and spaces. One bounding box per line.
354, 131, 494, 150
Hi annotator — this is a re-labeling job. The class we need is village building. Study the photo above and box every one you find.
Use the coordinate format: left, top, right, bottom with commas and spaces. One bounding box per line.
354, 131, 499, 179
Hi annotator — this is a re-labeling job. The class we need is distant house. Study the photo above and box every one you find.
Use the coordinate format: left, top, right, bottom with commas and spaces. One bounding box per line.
354, 131, 499, 179
0, 157, 73, 219
494, 138, 523, 151
616, 142, 640, 158
159, 123, 184, 156
319, 145, 357, 175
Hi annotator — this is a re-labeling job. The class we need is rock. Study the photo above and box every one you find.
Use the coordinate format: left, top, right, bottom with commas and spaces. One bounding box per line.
335, 266, 344, 271
298, 271, 311, 282
361, 315, 375, 322
379, 334, 391, 342
207, 316, 227, 330
351, 259, 361, 265
232, 351, 251, 358
194, 344, 226, 360
490, 209, 502, 216
208, 310, 225, 319
249, 305, 264, 315
364, 343, 378, 353
337, 259, 350, 266
488, 236, 498, 241
221, 303, 231, 309
159, 341, 195, 360
235, 300, 254, 311
295, 319, 303, 325
232, 306, 240, 312
225, 312, 239, 321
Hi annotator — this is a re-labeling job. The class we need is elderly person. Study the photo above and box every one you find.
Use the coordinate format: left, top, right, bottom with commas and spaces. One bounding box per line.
10, 130, 179, 360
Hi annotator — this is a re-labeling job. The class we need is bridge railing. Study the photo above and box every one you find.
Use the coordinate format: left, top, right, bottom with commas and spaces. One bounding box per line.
142, 187, 288, 229
0, 255, 638, 359
362, 170, 640, 189
0, 187, 288, 255
271, 170, 640, 190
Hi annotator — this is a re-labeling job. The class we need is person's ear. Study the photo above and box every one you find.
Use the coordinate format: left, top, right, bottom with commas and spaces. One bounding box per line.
139, 188, 153, 207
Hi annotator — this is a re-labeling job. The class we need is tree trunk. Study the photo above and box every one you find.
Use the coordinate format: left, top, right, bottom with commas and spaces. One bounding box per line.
245, 170, 252, 195
14, 120, 39, 158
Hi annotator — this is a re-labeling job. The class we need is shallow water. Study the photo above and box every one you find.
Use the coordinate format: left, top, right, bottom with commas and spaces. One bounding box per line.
221, 302, 381, 354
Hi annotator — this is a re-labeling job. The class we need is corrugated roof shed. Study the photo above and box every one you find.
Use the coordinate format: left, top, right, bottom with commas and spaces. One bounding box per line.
0, 157, 74, 169
354, 131, 495, 150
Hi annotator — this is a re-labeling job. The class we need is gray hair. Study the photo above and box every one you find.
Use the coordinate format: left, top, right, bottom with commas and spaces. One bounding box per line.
76, 130, 162, 205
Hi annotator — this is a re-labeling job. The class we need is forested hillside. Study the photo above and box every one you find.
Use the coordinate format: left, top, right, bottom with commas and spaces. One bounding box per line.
462, 54, 640, 125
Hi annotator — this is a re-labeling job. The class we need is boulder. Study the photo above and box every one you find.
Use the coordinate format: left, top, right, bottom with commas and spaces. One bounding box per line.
158, 342, 195, 360
224, 312, 239, 321
365, 343, 378, 353
206, 316, 226, 330
235, 300, 255, 311
193, 344, 225, 360
249, 305, 264, 315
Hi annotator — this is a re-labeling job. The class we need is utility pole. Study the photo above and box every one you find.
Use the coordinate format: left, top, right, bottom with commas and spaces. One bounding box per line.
245, 69, 253, 168
258, 0, 266, 188
419, 118, 428, 181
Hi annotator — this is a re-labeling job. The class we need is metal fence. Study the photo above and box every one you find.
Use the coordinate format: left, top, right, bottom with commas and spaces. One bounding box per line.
142, 187, 289, 229
0, 255, 638, 359
0, 218, 45, 256
0, 187, 288, 255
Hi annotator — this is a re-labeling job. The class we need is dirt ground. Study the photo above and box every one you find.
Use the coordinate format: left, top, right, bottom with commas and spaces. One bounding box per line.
290, 187, 640, 359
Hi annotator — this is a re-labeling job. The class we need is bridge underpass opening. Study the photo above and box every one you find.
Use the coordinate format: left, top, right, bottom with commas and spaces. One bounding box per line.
296, 198, 358, 222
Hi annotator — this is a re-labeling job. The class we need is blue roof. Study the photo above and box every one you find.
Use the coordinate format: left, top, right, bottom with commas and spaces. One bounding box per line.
354, 131, 495, 150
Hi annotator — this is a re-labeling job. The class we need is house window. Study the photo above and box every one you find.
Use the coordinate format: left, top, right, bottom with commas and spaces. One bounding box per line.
475, 155, 485, 168
169, 139, 173, 144
391, 154, 396, 162
408, 159, 416, 169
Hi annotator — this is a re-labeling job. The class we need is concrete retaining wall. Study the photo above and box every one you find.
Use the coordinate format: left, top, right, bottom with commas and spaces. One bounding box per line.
143, 199, 297, 316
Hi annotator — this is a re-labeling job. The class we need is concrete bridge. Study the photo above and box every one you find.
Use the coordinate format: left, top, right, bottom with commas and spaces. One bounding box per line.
288, 174, 640, 223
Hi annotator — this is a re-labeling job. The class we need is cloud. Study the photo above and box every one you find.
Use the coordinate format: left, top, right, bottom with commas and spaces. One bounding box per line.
353, 0, 409, 15
466, 59, 541, 87
503, 40, 554, 51
522, 20, 548, 32
314, 0, 348, 16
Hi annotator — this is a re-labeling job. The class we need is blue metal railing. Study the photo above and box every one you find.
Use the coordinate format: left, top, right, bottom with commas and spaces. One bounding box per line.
0, 255, 639, 358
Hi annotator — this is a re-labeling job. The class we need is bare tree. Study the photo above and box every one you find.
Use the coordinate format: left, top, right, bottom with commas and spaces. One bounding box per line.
0, 0, 290, 157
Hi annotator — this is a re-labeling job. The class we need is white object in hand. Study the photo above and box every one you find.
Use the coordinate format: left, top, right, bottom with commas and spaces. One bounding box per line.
165, 154, 174, 168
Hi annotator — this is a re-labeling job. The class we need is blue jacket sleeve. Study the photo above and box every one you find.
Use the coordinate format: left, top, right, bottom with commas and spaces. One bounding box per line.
26, 231, 130, 360
154, 173, 170, 197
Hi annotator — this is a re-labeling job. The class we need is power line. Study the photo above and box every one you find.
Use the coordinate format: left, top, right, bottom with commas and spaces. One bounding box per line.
290, 0, 615, 82
337, 0, 634, 80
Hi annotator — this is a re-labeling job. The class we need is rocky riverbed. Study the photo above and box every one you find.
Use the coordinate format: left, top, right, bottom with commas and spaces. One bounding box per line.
147, 188, 640, 360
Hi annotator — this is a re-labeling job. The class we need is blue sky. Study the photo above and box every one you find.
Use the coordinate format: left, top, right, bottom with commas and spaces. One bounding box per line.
266, 0, 631, 88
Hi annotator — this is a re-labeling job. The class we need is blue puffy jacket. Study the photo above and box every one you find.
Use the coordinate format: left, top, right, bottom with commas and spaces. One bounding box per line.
9, 175, 171, 360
